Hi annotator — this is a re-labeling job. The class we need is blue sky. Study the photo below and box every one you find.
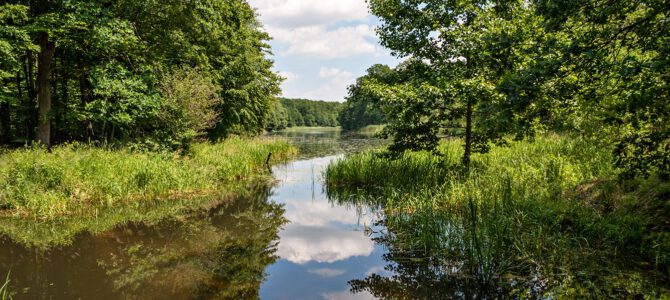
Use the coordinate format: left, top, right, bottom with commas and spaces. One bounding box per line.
248, 0, 401, 102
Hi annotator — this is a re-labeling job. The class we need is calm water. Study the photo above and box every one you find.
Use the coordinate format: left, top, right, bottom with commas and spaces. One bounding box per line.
0, 128, 392, 299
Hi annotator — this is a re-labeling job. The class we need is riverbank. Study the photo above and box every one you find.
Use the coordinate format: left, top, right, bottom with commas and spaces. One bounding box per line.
0, 138, 296, 248
326, 134, 670, 297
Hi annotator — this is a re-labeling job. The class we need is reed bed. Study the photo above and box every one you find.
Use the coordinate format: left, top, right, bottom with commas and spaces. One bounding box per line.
0, 137, 296, 219
326, 134, 670, 297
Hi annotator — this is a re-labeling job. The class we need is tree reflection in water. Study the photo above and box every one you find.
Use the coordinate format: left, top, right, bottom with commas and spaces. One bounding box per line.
0, 182, 287, 300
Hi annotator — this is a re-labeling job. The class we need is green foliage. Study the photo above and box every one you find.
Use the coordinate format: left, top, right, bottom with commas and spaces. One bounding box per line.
528, 0, 670, 179
327, 135, 670, 297
156, 67, 220, 149
363, 0, 669, 177
0, 138, 296, 220
0, 0, 281, 146
267, 98, 342, 131
266, 100, 289, 131
338, 64, 393, 131
365, 0, 541, 165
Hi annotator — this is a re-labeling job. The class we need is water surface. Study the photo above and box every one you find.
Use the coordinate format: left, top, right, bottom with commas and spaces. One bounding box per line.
0, 128, 390, 299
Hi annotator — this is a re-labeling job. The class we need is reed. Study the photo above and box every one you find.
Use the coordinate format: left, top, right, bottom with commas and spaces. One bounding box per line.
0, 137, 296, 219
326, 134, 670, 297
0, 271, 10, 300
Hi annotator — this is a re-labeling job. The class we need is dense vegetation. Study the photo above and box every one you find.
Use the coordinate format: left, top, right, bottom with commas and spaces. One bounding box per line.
351, 0, 669, 177
326, 0, 670, 297
327, 135, 670, 297
0, 1, 281, 149
266, 98, 342, 131
337, 65, 390, 131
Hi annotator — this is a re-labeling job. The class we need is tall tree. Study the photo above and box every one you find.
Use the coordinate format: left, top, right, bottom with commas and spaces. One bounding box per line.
367, 0, 538, 166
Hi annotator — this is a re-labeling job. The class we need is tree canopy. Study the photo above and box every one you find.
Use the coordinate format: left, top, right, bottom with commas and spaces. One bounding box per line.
0, 0, 281, 149
364, 0, 669, 177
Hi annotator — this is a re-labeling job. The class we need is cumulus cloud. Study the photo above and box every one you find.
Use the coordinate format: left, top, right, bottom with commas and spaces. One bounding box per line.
277, 225, 375, 264
278, 71, 299, 83
250, 0, 368, 28
268, 24, 381, 58
302, 67, 356, 101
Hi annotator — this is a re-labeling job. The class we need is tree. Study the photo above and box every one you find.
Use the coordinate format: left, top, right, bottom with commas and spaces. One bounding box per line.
367, 0, 538, 166
0, 0, 282, 148
338, 64, 393, 131
529, 0, 670, 178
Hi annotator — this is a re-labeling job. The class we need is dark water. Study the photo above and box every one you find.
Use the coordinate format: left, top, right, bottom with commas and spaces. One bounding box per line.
0, 128, 392, 299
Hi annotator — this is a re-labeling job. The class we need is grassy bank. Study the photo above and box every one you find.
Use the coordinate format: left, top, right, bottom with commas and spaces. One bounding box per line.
0, 138, 295, 248
326, 134, 670, 297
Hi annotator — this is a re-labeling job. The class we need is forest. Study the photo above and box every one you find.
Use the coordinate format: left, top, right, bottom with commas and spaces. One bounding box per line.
0, 1, 280, 150
266, 98, 342, 131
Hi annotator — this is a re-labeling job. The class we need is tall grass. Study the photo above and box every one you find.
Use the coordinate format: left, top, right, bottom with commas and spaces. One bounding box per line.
0, 137, 295, 218
0, 272, 10, 300
0, 138, 296, 248
326, 134, 670, 297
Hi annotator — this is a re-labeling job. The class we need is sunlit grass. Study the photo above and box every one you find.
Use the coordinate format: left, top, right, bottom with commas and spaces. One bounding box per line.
0, 137, 295, 219
0, 138, 296, 249
326, 134, 670, 297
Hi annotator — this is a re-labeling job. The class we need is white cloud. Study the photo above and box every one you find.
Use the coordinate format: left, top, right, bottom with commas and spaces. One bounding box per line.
250, 0, 368, 28
322, 290, 377, 300
301, 67, 356, 101
277, 225, 375, 264
268, 25, 380, 58
278, 71, 299, 83
307, 268, 347, 278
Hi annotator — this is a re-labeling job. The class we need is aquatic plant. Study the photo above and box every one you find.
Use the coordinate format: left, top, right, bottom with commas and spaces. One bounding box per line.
0, 137, 295, 219
0, 271, 10, 300
327, 134, 670, 297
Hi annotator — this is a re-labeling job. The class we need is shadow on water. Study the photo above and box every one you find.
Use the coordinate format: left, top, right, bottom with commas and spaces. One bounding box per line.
0, 182, 287, 300
326, 177, 670, 299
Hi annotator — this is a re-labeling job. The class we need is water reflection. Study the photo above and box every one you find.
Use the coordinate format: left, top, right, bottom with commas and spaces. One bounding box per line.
260, 129, 388, 300
0, 183, 286, 299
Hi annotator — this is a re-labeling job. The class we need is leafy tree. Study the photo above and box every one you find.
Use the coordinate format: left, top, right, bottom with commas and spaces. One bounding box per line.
157, 67, 220, 149
367, 0, 539, 166
528, 0, 670, 178
0, 0, 281, 148
338, 64, 393, 131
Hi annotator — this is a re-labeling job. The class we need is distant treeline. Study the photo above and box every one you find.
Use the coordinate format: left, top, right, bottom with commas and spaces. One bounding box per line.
267, 98, 342, 131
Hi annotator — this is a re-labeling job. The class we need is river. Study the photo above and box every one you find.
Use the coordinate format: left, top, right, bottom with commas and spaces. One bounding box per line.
0, 128, 391, 300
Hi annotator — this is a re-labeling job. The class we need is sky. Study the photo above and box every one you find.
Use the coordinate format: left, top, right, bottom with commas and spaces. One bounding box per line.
248, 0, 401, 102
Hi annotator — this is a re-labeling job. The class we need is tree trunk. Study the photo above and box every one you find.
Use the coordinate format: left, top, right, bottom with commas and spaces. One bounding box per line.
463, 98, 474, 168
16, 71, 24, 140
79, 70, 94, 141
24, 52, 36, 140
59, 56, 68, 142
36, 32, 55, 146
0, 81, 10, 143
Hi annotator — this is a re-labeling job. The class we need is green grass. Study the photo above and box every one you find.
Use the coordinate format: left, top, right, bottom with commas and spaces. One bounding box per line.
0, 272, 10, 300
0, 137, 296, 248
326, 134, 670, 297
